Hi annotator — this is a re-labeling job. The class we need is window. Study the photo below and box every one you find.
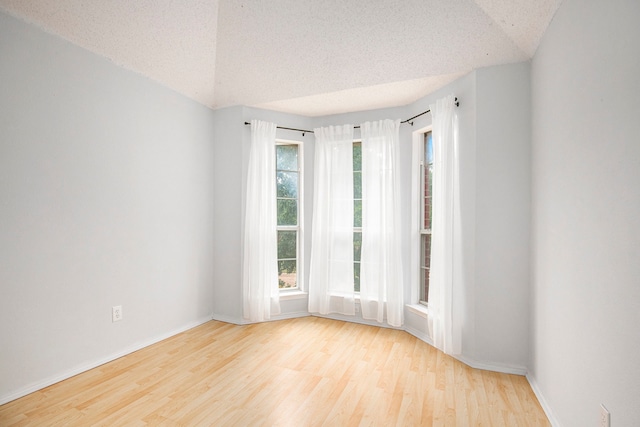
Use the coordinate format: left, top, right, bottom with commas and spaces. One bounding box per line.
276, 142, 302, 289
353, 142, 362, 292
420, 131, 433, 305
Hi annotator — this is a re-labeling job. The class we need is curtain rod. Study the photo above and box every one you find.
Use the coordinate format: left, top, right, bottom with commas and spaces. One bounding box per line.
243, 98, 459, 135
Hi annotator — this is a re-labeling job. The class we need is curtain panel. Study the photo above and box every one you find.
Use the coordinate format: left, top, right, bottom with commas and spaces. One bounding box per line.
359, 119, 404, 327
428, 94, 462, 354
308, 125, 356, 316
242, 120, 280, 322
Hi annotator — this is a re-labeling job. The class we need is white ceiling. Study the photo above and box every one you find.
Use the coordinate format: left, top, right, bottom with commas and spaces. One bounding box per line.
0, 0, 563, 116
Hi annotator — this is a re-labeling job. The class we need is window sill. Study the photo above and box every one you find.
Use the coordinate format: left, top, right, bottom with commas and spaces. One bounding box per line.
406, 303, 429, 319
279, 290, 308, 301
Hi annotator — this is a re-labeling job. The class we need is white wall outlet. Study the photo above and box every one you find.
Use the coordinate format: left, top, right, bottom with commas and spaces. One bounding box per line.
600, 404, 610, 427
112, 305, 123, 322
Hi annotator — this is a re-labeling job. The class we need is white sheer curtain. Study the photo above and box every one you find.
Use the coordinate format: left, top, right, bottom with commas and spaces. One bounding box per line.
359, 120, 404, 327
428, 94, 462, 354
242, 120, 280, 322
308, 125, 356, 316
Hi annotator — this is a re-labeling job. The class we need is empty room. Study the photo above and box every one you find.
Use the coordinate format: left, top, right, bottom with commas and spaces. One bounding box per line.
1, 0, 638, 425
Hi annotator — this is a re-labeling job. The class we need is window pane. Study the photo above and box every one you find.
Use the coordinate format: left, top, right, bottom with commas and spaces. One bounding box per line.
276, 145, 298, 171
277, 230, 297, 259
425, 132, 433, 164
423, 196, 431, 229
420, 234, 431, 303
277, 199, 297, 226
421, 234, 431, 268
354, 262, 361, 293
353, 171, 362, 199
278, 260, 297, 289
353, 231, 362, 261
354, 200, 362, 227
276, 171, 298, 198
420, 267, 430, 303
422, 171, 433, 230
353, 142, 361, 171
423, 132, 433, 230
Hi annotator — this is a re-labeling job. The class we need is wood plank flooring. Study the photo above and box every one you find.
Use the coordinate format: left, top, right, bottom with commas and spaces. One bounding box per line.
0, 317, 550, 426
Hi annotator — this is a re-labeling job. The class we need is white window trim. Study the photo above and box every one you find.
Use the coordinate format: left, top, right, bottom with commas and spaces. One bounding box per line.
406, 303, 429, 318
279, 290, 308, 300
276, 139, 304, 293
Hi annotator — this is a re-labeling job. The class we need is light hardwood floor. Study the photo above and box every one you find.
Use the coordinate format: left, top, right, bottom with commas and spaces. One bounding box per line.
0, 317, 549, 426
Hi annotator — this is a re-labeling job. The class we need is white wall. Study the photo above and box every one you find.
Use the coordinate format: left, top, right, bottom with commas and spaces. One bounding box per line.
0, 11, 216, 403
473, 63, 531, 369
530, 0, 640, 425
211, 106, 244, 322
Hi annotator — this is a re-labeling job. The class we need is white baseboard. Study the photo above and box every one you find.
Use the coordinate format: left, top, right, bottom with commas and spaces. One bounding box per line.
455, 354, 528, 376
527, 373, 561, 427
0, 315, 213, 406
211, 313, 246, 325
404, 325, 527, 376
270, 311, 310, 322
311, 313, 404, 330
404, 324, 434, 346
211, 311, 310, 326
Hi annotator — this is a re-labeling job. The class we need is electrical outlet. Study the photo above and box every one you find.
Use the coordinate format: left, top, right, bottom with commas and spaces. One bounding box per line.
112, 305, 123, 322
600, 404, 610, 427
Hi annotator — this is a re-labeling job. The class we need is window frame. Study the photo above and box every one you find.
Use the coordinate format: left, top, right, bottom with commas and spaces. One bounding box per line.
419, 131, 433, 306
409, 126, 433, 311
353, 140, 362, 293
275, 139, 304, 293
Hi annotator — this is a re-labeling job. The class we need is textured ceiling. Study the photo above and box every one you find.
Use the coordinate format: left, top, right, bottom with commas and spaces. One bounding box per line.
0, 0, 563, 116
